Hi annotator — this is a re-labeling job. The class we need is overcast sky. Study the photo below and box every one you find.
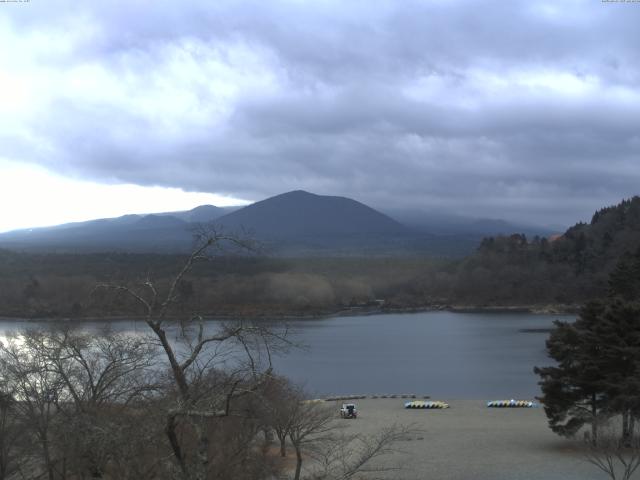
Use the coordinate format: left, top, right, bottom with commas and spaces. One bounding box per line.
1, 0, 639, 232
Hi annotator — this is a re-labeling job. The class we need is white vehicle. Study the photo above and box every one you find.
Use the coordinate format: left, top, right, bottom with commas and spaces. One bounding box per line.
340, 403, 357, 419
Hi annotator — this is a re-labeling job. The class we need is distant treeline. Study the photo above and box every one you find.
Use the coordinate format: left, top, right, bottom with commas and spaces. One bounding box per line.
1, 197, 639, 318
0, 252, 447, 318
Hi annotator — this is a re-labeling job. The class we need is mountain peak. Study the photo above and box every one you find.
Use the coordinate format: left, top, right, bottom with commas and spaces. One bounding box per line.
0, 191, 410, 254
188, 204, 220, 213
275, 190, 317, 199
216, 190, 408, 238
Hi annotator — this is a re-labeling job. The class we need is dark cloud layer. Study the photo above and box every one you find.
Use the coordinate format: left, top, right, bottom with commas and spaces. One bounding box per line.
3, 0, 640, 226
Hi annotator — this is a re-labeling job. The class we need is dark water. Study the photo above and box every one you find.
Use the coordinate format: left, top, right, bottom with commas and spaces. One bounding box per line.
0, 311, 573, 399
276, 311, 573, 398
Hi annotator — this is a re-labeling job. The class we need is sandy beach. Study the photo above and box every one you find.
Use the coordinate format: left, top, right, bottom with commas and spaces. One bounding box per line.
321, 399, 605, 480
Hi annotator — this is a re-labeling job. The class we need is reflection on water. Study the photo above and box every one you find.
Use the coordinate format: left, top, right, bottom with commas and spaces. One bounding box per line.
0, 311, 573, 398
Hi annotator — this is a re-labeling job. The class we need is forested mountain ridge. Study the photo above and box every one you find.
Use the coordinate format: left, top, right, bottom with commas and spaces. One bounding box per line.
448, 196, 640, 306
477, 196, 640, 271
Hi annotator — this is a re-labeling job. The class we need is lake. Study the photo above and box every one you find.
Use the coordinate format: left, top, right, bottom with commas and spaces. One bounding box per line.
0, 311, 573, 399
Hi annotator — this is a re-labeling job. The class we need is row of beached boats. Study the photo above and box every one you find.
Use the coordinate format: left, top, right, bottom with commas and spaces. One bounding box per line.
404, 399, 537, 409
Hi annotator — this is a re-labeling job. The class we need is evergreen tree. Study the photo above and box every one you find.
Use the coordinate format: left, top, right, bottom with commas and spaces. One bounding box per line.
608, 248, 640, 301
588, 299, 640, 444
534, 308, 610, 442
536, 253, 640, 444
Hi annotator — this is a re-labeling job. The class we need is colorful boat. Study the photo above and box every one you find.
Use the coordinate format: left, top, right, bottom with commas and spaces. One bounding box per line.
487, 399, 537, 408
404, 400, 449, 409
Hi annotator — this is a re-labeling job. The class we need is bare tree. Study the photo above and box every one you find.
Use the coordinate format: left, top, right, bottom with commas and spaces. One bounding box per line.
310, 425, 414, 480
0, 333, 64, 480
36, 327, 159, 479
258, 375, 417, 480
96, 228, 290, 480
285, 397, 414, 480
24, 327, 157, 409
585, 420, 640, 480
0, 379, 25, 480
0, 326, 164, 480
261, 375, 300, 458
289, 403, 334, 480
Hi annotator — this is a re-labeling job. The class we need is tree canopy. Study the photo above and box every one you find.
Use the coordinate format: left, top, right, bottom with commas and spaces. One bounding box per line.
536, 249, 640, 443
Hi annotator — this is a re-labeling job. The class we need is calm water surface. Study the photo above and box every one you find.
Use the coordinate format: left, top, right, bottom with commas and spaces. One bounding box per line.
0, 311, 573, 399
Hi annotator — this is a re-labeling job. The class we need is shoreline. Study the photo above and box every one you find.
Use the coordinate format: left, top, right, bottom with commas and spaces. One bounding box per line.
0, 303, 580, 323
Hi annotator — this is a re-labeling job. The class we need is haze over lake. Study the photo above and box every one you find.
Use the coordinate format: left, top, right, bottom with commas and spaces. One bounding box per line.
0, 311, 571, 399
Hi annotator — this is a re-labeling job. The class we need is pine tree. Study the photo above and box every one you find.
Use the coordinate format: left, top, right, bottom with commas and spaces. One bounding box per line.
589, 299, 640, 444
535, 296, 640, 443
608, 248, 640, 301
534, 307, 610, 442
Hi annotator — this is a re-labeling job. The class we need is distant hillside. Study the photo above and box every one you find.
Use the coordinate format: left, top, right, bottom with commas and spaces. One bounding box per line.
0, 191, 426, 254
447, 196, 640, 305
549, 197, 640, 270
0, 190, 555, 257
0, 204, 244, 253
383, 208, 556, 237
216, 190, 408, 237
477, 196, 640, 271
160, 205, 240, 223
0, 214, 193, 253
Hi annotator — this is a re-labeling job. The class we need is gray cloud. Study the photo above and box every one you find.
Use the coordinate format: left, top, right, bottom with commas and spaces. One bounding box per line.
3, 0, 640, 227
